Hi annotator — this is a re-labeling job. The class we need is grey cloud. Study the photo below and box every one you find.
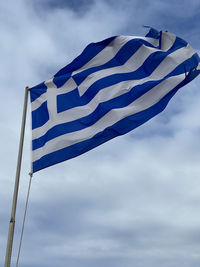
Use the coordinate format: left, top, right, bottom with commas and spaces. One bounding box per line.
32, 0, 95, 14
107, 0, 200, 47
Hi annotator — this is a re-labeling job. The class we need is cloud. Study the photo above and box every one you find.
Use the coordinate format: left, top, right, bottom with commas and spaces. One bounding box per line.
0, 0, 200, 266
33, 0, 95, 14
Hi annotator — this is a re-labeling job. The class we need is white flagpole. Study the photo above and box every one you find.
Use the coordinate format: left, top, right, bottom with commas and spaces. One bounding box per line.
4, 86, 29, 267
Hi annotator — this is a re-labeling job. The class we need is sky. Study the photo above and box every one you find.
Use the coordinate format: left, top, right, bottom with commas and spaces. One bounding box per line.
1, 0, 200, 266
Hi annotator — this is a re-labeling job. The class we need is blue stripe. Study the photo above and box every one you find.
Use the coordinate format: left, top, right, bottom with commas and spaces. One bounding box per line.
72, 38, 159, 86
53, 36, 116, 88
56, 40, 190, 113
30, 82, 47, 102
32, 55, 199, 150
145, 29, 188, 50
33, 68, 197, 173
32, 101, 49, 130
57, 88, 80, 112
53, 37, 158, 88
145, 28, 161, 39
56, 38, 160, 113
53, 73, 72, 88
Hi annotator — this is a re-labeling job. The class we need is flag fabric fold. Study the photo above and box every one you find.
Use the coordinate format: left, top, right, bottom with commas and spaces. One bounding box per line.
30, 28, 200, 172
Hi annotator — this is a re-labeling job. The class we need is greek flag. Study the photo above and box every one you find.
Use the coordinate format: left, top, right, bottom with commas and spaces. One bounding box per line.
30, 28, 200, 173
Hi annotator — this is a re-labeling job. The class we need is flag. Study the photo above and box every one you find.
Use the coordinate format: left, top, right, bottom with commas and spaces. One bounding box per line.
30, 28, 200, 173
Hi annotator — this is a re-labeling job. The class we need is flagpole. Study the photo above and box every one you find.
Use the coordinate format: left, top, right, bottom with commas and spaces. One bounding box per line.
4, 86, 29, 267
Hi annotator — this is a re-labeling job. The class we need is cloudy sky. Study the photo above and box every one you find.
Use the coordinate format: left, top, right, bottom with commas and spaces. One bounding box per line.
1, 0, 200, 266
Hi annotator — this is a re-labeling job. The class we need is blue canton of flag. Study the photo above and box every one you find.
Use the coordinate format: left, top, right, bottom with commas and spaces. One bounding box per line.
30, 28, 200, 173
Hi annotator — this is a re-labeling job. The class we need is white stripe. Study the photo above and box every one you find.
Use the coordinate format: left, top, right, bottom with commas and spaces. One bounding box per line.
32, 44, 195, 140
31, 93, 47, 111
33, 73, 185, 162
161, 32, 176, 51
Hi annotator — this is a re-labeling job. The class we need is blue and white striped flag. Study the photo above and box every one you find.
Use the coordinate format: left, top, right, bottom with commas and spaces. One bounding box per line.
30, 28, 200, 173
